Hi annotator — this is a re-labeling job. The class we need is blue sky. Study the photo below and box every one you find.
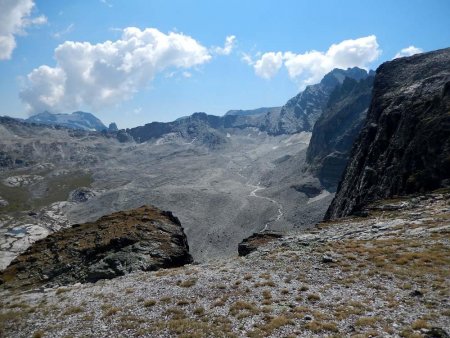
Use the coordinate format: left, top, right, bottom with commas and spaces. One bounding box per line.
0, 0, 449, 128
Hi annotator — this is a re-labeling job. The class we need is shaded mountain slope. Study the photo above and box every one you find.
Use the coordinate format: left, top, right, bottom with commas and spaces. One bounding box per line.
326, 47, 450, 219
306, 75, 374, 190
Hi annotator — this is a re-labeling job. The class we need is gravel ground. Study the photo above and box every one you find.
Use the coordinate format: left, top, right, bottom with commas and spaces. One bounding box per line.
1, 192, 448, 337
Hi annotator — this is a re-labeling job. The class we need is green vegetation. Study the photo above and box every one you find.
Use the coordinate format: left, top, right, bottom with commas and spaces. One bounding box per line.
0, 170, 92, 214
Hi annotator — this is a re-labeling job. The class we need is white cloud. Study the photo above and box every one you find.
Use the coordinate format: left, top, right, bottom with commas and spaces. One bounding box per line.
254, 52, 283, 79
241, 52, 254, 65
52, 23, 74, 40
0, 0, 47, 60
394, 45, 423, 59
251, 35, 381, 87
100, 0, 113, 8
20, 27, 212, 114
214, 35, 236, 55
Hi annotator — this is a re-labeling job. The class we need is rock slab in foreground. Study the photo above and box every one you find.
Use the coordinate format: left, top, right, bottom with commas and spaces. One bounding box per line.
238, 232, 283, 256
0, 205, 192, 289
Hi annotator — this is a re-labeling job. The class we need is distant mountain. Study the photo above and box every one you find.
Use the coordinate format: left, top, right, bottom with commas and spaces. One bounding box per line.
306, 75, 375, 190
125, 68, 373, 145
225, 107, 281, 117
26, 111, 107, 131
326, 47, 450, 219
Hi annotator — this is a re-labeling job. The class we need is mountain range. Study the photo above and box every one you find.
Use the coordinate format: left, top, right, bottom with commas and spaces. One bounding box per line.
1, 48, 449, 337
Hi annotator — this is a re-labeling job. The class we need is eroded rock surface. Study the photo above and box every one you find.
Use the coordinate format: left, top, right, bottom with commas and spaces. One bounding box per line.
2, 175, 44, 187
238, 232, 283, 256
327, 48, 450, 219
0, 205, 192, 289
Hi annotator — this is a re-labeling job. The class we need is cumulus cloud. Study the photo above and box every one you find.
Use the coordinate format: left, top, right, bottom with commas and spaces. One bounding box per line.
394, 45, 423, 59
254, 52, 283, 79
0, 0, 47, 60
20, 27, 212, 114
251, 35, 381, 87
214, 35, 236, 55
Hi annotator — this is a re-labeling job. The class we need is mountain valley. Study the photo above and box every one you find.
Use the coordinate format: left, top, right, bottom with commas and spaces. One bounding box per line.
0, 47, 449, 337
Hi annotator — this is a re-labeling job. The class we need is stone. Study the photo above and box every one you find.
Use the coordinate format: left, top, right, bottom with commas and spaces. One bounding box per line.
0, 205, 192, 290
238, 232, 283, 257
409, 290, 424, 297
425, 328, 449, 338
322, 252, 338, 263
68, 187, 96, 202
0, 196, 8, 207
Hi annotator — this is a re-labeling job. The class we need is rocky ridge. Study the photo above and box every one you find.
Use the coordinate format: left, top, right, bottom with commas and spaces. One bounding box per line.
306, 75, 374, 190
269, 67, 371, 135
326, 48, 450, 219
0, 205, 192, 290
124, 68, 372, 145
0, 191, 448, 337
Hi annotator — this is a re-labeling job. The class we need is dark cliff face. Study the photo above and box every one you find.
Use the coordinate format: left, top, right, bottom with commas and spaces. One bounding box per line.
306, 76, 374, 190
326, 48, 450, 220
0, 205, 193, 290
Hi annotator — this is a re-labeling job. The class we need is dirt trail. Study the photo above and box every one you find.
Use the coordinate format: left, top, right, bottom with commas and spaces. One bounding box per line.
247, 181, 284, 232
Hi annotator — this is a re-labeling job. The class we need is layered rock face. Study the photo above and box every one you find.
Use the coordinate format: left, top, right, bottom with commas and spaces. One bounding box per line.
0, 205, 192, 289
268, 67, 371, 135
306, 76, 374, 190
326, 48, 450, 219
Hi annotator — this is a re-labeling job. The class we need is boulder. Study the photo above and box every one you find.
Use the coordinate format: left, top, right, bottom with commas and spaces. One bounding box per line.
68, 187, 96, 202
0, 205, 192, 289
238, 232, 283, 256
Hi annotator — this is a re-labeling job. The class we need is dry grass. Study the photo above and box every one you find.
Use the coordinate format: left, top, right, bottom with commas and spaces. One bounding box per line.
178, 278, 198, 288
305, 321, 339, 333
229, 301, 258, 317
306, 294, 321, 302
143, 300, 156, 307
355, 317, 378, 327
411, 319, 429, 330
63, 306, 84, 315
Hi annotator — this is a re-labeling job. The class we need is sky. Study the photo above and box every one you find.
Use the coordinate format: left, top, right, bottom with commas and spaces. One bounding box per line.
0, 0, 449, 128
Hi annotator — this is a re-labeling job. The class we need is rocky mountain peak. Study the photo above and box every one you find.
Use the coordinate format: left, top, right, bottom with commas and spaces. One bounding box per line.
320, 67, 369, 90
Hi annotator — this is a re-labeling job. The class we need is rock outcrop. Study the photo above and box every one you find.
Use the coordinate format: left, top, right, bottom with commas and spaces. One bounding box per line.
238, 232, 283, 256
0, 205, 192, 289
306, 76, 374, 190
326, 48, 450, 219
